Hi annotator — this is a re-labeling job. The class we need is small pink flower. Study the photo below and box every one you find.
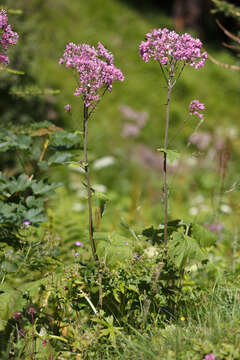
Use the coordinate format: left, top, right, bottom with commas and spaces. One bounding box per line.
27, 307, 36, 315
12, 311, 21, 319
64, 104, 72, 113
189, 100, 205, 119
23, 220, 31, 226
42, 339, 47, 347
75, 241, 83, 247
204, 354, 216, 360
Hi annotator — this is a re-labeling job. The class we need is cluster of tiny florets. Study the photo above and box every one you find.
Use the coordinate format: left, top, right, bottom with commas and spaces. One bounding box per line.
0, 9, 19, 65
59, 42, 124, 108
140, 28, 207, 69
189, 100, 205, 119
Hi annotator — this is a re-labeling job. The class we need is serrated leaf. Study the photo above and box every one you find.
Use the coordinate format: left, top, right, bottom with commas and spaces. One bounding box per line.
8, 174, 31, 194
191, 223, 217, 248
48, 152, 72, 165
31, 180, 62, 195
23, 208, 47, 224
168, 232, 207, 269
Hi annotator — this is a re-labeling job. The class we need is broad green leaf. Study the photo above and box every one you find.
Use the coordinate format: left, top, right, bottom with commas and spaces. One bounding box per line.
168, 232, 207, 269
31, 180, 62, 195
8, 174, 31, 194
48, 152, 72, 165
191, 223, 217, 248
23, 208, 47, 224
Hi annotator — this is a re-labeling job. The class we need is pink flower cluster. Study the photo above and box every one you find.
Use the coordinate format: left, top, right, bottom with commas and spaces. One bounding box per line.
0, 9, 19, 65
59, 42, 124, 108
189, 100, 205, 119
140, 28, 207, 69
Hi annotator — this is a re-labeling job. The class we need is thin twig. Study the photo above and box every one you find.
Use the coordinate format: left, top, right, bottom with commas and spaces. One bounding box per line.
207, 52, 240, 71
216, 19, 240, 45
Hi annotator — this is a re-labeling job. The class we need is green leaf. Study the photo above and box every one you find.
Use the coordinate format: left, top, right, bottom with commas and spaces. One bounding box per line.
168, 232, 207, 269
190, 223, 217, 248
31, 180, 62, 195
48, 152, 72, 165
26, 196, 45, 208
23, 208, 47, 224
157, 148, 180, 164
8, 174, 31, 194
50, 130, 82, 149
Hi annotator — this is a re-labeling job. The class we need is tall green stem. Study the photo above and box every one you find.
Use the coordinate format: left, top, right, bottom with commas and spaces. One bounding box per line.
163, 78, 173, 246
83, 104, 98, 263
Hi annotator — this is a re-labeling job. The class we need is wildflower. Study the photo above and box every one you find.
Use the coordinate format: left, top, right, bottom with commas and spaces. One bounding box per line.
74, 252, 79, 256
27, 307, 36, 315
205, 221, 224, 233
124, 241, 129, 245
189, 100, 205, 119
12, 311, 21, 319
42, 339, 47, 347
23, 220, 31, 226
180, 316, 185, 321
139, 28, 207, 69
122, 123, 140, 137
59, 42, 124, 109
64, 104, 72, 113
75, 241, 83, 247
0, 9, 19, 65
204, 354, 216, 360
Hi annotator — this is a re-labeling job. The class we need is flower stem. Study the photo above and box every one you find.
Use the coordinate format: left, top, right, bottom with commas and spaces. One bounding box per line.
83, 104, 98, 263
163, 78, 173, 246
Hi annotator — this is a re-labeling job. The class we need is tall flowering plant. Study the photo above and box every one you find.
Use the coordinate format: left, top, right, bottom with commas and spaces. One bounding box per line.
59, 42, 124, 263
0, 9, 19, 66
140, 28, 207, 244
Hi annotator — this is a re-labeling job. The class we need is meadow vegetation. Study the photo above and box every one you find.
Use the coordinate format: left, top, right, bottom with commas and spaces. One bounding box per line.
0, 1, 240, 359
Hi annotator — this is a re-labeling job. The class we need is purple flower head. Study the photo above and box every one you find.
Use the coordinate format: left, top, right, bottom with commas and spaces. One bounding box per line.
189, 100, 205, 119
204, 354, 216, 360
205, 221, 224, 234
64, 104, 72, 113
23, 220, 31, 227
140, 28, 207, 69
74, 252, 79, 256
59, 42, 124, 109
42, 339, 47, 347
0, 9, 19, 66
12, 311, 21, 319
27, 307, 36, 315
75, 241, 83, 247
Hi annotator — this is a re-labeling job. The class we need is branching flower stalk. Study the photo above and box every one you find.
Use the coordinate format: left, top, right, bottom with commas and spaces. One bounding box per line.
59, 42, 124, 265
83, 104, 97, 262
140, 28, 207, 245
